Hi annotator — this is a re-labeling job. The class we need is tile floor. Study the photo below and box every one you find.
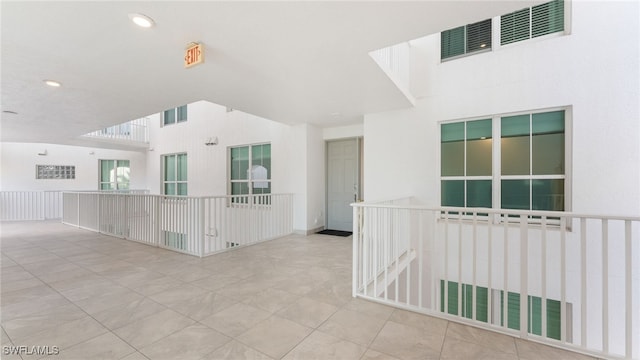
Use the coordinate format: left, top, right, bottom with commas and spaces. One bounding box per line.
0, 221, 600, 360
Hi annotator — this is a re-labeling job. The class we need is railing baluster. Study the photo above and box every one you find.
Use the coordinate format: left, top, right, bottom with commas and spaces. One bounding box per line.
624, 220, 632, 359
580, 218, 587, 348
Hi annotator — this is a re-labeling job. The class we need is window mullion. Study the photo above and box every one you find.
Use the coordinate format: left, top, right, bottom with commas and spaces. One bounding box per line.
493, 116, 501, 211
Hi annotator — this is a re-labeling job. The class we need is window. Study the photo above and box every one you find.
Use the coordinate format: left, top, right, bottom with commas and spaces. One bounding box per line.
440, 280, 563, 340
229, 143, 271, 197
441, 19, 492, 60
441, 119, 493, 208
501, 0, 565, 45
441, 109, 566, 211
163, 105, 188, 126
99, 160, 130, 190
501, 111, 565, 211
162, 153, 187, 195
36, 165, 75, 180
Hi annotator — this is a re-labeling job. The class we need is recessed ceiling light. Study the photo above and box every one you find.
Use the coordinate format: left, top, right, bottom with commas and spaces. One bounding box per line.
44, 80, 62, 87
2, 110, 18, 115
128, 13, 155, 28
480, 43, 487, 48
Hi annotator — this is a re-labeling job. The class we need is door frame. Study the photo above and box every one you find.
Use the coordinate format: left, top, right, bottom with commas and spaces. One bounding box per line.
325, 137, 363, 231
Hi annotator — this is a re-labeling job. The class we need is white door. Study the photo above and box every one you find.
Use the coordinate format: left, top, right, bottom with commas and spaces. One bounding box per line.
327, 139, 360, 232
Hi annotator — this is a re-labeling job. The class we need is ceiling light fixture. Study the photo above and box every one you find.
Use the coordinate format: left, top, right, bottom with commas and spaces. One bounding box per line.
44, 80, 61, 87
2, 110, 18, 115
128, 13, 155, 28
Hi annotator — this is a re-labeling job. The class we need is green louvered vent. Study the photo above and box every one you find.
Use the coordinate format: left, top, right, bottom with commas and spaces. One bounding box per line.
441, 26, 465, 59
441, 19, 491, 60
501, 8, 530, 45
532, 0, 565, 38
501, 0, 564, 45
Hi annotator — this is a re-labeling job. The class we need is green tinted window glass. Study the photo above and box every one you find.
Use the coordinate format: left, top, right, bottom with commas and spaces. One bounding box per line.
441, 26, 465, 59
502, 179, 530, 210
442, 180, 464, 207
502, 136, 530, 175
507, 292, 521, 330
231, 182, 249, 196
164, 155, 175, 181
442, 142, 464, 176
532, 132, 564, 175
466, 119, 492, 140
177, 154, 187, 181
442, 122, 464, 142
467, 138, 492, 176
440, 280, 459, 315
231, 147, 249, 180
177, 183, 187, 196
163, 109, 176, 125
467, 180, 492, 208
164, 183, 176, 196
101, 160, 114, 182
532, 111, 564, 134
100, 183, 114, 190
532, 179, 564, 211
501, 115, 530, 137
177, 105, 188, 122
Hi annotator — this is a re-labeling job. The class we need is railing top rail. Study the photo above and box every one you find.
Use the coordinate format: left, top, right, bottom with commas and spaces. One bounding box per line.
351, 202, 640, 222
60, 191, 293, 200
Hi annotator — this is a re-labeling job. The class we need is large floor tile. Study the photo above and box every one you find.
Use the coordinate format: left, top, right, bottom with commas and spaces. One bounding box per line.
515, 338, 598, 360
241, 288, 300, 314
236, 316, 312, 359
43, 332, 136, 360
318, 308, 387, 346
203, 340, 273, 360
14, 316, 108, 353
200, 303, 271, 337
369, 321, 444, 360
91, 297, 167, 330
139, 324, 231, 360
276, 296, 338, 328
440, 337, 518, 360
113, 308, 195, 348
282, 330, 366, 360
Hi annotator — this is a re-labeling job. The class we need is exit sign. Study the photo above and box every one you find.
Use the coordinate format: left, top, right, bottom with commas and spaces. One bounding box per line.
184, 43, 204, 68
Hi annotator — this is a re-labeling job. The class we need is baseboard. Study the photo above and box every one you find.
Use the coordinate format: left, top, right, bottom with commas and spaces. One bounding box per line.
294, 226, 325, 236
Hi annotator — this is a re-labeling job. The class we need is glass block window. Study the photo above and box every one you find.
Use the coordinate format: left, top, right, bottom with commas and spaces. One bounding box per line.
162, 153, 187, 195
99, 160, 130, 190
501, 0, 564, 45
441, 19, 492, 60
230, 143, 271, 198
441, 109, 566, 211
163, 105, 188, 126
36, 165, 75, 179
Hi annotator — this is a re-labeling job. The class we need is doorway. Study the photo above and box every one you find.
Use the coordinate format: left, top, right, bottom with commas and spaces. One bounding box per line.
326, 138, 362, 232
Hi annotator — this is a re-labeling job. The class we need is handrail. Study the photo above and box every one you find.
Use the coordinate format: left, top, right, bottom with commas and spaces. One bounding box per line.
352, 202, 640, 221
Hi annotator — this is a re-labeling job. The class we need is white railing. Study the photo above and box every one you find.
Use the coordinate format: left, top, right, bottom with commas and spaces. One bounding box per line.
370, 42, 411, 97
1, 191, 63, 221
62, 192, 293, 257
83, 117, 149, 143
1, 190, 149, 221
352, 202, 640, 360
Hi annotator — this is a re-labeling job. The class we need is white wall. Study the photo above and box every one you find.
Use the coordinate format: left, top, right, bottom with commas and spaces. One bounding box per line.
364, 1, 640, 216
0, 143, 147, 191
145, 101, 325, 233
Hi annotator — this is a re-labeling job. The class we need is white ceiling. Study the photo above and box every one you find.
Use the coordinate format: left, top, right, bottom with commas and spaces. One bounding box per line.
1, 1, 538, 145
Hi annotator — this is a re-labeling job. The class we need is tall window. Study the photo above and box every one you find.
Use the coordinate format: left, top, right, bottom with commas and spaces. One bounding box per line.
163, 105, 188, 126
501, 0, 564, 45
441, 19, 492, 60
163, 153, 187, 195
229, 143, 271, 196
501, 111, 565, 211
99, 160, 130, 190
441, 109, 566, 211
441, 119, 492, 208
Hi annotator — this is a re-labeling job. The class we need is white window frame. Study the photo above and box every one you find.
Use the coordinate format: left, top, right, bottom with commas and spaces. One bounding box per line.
439, 106, 572, 213
162, 153, 188, 196
228, 143, 271, 201
99, 159, 130, 190
162, 105, 188, 127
